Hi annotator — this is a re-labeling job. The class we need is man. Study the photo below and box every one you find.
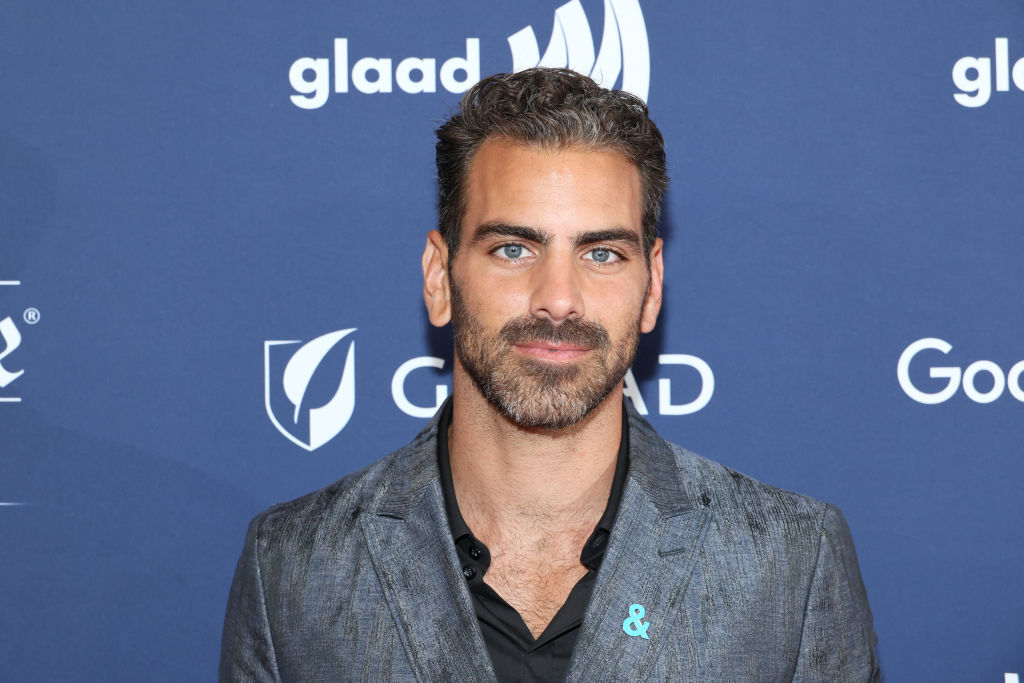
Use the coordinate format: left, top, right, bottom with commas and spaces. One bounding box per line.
221, 68, 879, 681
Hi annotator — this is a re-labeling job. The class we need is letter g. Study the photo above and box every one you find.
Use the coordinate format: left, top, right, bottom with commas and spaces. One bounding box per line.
897, 338, 960, 404
392, 356, 448, 417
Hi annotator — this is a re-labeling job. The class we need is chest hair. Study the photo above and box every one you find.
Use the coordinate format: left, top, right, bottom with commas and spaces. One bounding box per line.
483, 528, 594, 639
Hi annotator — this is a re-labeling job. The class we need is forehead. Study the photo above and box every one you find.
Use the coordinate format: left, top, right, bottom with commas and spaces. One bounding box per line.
462, 140, 643, 237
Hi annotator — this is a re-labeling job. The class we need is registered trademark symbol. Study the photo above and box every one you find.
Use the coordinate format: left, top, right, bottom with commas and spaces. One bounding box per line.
23, 307, 40, 325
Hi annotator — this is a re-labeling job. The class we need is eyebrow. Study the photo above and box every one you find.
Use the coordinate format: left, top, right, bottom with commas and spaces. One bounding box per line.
572, 229, 641, 250
470, 222, 641, 250
470, 223, 550, 246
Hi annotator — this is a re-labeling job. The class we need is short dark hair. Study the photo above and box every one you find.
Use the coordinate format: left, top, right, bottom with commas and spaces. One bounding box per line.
435, 68, 668, 260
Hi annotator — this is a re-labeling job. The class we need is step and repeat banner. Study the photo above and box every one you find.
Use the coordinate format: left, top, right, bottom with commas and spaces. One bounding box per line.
2, 1, 1021, 680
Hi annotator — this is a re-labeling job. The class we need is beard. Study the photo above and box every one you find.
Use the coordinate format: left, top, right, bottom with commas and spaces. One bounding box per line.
450, 276, 642, 430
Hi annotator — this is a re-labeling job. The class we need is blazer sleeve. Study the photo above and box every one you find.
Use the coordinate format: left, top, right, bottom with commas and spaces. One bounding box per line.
219, 516, 282, 683
793, 504, 880, 682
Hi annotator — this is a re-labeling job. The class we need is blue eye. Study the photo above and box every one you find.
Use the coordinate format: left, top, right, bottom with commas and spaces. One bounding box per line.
586, 248, 620, 264
499, 244, 524, 259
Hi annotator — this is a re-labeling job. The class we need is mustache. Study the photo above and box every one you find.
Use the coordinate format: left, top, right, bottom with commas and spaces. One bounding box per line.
499, 316, 610, 349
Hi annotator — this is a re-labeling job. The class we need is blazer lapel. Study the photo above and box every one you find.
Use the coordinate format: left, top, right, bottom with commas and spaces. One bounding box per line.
360, 424, 496, 682
565, 410, 711, 682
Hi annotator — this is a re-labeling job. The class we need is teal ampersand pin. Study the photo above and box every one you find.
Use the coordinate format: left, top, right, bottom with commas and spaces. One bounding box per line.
622, 603, 650, 639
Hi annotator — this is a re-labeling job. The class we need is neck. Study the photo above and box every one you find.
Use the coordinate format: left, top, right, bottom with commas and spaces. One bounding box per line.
447, 359, 622, 545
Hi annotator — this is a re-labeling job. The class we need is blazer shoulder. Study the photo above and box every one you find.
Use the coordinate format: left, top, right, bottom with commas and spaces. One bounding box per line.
665, 442, 842, 543
244, 424, 438, 558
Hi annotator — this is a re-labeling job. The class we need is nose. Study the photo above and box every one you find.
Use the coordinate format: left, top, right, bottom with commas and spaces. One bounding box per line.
528, 254, 584, 323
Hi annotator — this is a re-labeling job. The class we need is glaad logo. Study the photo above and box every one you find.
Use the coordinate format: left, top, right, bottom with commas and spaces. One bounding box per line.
289, 0, 650, 108
289, 38, 480, 108
508, 0, 649, 102
0, 316, 25, 390
897, 338, 1024, 404
952, 38, 1024, 107
266, 331, 712, 452
265, 329, 357, 451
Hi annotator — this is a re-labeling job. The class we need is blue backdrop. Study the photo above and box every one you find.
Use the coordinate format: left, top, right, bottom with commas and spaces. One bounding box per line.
2, 1, 1022, 680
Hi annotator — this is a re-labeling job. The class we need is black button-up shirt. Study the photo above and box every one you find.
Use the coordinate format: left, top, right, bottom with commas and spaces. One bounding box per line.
437, 400, 629, 682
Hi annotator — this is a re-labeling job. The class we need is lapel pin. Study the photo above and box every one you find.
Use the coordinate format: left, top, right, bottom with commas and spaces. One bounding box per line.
622, 603, 650, 639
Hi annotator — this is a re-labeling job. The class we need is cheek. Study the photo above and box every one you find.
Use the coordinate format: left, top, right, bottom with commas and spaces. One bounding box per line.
601, 286, 648, 334
462, 270, 528, 316
595, 273, 646, 305
462, 282, 528, 326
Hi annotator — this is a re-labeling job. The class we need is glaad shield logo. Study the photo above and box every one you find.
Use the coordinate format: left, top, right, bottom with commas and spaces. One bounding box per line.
0, 316, 24, 388
265, 328, 356, 451
508, 0, 650, 102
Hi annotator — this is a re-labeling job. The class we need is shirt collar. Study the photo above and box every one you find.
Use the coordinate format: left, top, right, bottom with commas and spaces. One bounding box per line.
436, 397, 472, 542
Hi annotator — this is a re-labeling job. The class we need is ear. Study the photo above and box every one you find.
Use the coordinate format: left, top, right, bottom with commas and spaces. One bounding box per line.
422, 230, 452, 327
640, 238, 664, 334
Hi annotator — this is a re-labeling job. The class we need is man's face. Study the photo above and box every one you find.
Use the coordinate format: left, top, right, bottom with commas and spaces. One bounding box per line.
444, 139, 663, 429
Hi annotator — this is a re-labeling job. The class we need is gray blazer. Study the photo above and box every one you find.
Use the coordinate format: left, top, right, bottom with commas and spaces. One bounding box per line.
221, 406, 879, 681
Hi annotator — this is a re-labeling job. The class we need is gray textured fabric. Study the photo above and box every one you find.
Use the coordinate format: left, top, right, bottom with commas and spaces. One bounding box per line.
220, 405, 880, 681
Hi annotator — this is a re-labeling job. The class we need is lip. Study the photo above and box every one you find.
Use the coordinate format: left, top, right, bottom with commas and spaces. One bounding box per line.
512, 341, 592, 361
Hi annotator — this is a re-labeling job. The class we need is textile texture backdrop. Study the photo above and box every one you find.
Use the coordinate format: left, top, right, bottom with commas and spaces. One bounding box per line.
1, 1, 1022, 680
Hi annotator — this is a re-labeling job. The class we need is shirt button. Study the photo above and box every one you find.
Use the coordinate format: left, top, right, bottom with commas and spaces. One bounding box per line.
469, 546, 482, 560
462, 565, 476, 580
